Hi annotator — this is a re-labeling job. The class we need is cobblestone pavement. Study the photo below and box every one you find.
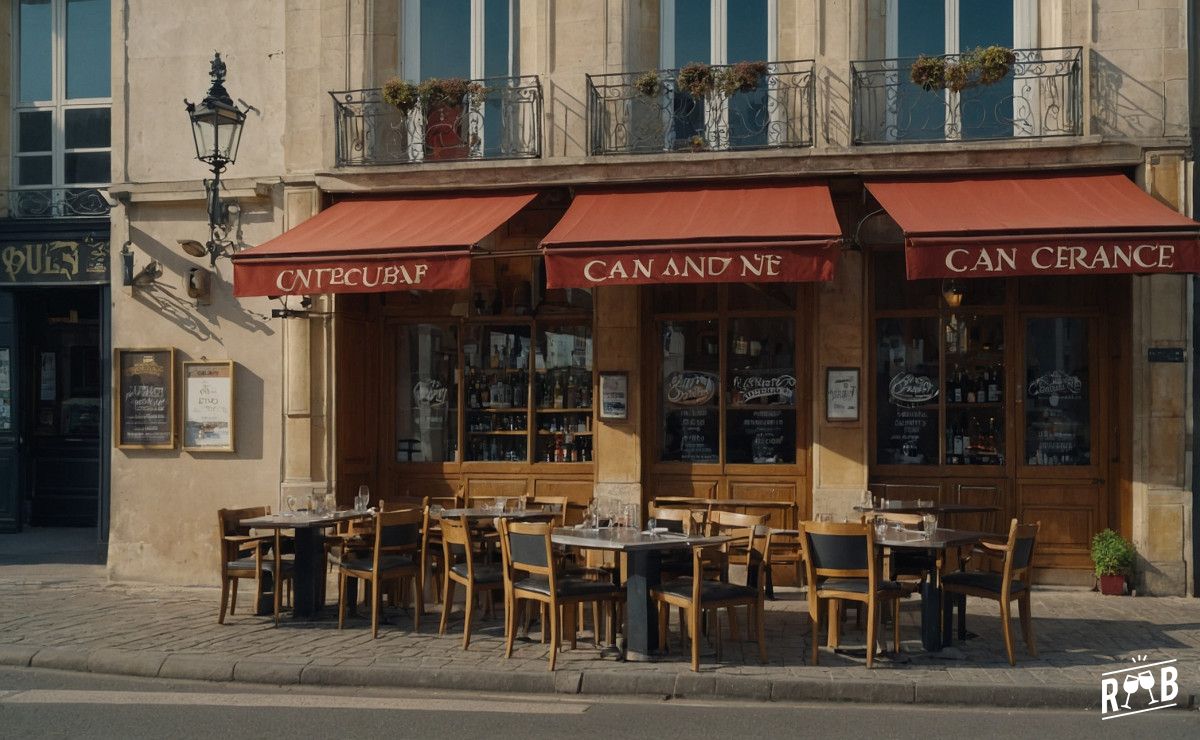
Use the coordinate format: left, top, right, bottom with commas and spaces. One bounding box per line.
0, 563, 1197, 707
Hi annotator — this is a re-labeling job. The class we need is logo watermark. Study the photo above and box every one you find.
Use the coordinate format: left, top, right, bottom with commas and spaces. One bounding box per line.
1100, 656, 1178, 720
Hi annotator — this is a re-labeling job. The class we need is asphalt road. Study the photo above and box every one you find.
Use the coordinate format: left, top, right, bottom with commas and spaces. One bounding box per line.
0, 667, 1195, 739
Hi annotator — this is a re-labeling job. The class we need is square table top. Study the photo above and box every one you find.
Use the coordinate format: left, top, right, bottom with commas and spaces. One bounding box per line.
240, 510, 370, 529
875, 527, 993, 550
551, 526, 731, 552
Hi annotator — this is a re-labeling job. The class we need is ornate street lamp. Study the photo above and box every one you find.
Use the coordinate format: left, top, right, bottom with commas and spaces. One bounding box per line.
183, 52, 247, 265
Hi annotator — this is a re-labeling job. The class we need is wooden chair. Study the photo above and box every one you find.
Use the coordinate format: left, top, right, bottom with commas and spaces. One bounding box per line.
438, 515, 506, 649
648, 505, 705, 535
217, 507, 293, 625
762, 527, 804, 598
498, 519, 624, 671
528, 495, 569, 526
337, 508, 424, 638
800, 520, 909, 668
651, 542, 768, 671
707, 510, 769, 583
941, 519, 1040, 666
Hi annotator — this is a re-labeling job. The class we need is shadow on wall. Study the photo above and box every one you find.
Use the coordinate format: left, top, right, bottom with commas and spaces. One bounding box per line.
550, 78, 586, 157
820, 66, 850, 148
128, 225, 274, 341
1090, 50, 1166, 139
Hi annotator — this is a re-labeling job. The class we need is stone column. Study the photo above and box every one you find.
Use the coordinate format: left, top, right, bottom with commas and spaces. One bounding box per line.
1131, 153, 1194, 596
593, 285, 643, 513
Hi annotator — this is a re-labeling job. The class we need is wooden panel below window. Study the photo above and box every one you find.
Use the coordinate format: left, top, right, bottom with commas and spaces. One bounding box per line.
1017, 482, 1103, 570
465, 477, 530, 501
652, 478, 719, 500
728, 480, 799, 528
953, 482, 1006, 534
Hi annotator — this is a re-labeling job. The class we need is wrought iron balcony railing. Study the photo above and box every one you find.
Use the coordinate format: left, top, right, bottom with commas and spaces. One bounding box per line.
850, 46, 1082, 145
330, 75, 542, 166
586, 60, 815, 156
3, 187, 111, 219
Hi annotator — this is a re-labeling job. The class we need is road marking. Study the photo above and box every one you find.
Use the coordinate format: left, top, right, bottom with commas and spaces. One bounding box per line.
0, 690, 588, 714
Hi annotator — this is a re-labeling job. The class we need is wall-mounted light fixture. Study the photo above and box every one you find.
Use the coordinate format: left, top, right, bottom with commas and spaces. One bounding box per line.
183, 52, 248, 266
120, 241, 135, 286
941, 278, 964, 308
270, 296, 313, 319
187, 267, 213, 304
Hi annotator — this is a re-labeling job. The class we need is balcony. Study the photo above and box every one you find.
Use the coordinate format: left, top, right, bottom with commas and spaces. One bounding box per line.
3, 187, 111, 219
330, 75, 542, 167
850, 46, 1082, 145
586, 60, 815, 156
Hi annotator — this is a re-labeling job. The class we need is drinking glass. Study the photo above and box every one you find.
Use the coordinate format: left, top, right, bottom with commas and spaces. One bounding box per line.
286, 494, 298, 515
922, 513, 937, 534
429, 503, 444, 520
873, 515, 887, 541
325, 493, 337, 514
860, 490, 873, 509
815, 513, 833, 523
516, 497, 527, 514
356, 485, 369, 512
647, 518, 658, 534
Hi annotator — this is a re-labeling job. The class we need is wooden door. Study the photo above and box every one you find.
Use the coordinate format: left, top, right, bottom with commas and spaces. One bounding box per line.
1015, 314, 1107, 570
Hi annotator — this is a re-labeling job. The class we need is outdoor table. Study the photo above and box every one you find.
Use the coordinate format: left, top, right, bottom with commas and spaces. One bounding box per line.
239, 509, 370, 619
551, 526, 731, 661
434, 508, 557, 521
651, 497, 798, 527
875, 527, 991, 652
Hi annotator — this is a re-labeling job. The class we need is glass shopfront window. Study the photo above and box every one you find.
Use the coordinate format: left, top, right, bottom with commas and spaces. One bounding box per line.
395, 324, 459, 462
1024, 318, 1090, 466
655, 285, 800, 467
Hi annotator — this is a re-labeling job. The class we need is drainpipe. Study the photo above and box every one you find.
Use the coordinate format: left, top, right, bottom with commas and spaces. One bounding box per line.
1190, 0, 1199, 597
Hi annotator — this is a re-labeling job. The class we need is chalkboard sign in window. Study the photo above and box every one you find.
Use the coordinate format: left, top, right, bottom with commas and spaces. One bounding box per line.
1024, 317, 1090, 466
875, 318, 939, 465
660, 319, 719, 463
115, 348, 175, 449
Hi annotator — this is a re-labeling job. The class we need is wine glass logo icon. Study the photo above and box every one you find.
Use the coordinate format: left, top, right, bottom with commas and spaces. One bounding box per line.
1120, 669, 1158, 709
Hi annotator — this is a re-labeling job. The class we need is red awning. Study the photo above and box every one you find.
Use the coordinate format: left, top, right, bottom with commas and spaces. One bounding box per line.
865, 172, 1200, 279
232, 192, 537, 297
539, 182, 842, 288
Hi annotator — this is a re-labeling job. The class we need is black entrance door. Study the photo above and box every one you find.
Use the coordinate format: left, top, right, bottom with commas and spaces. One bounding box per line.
20, 287, 104, 527
0, 291, 19, 532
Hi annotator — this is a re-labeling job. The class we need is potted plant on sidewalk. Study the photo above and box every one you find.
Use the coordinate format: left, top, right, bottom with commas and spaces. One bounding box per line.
1090, 529, 1135, 595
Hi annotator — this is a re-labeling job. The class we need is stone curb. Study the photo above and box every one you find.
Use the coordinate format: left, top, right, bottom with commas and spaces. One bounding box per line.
6, 648, 1196, 711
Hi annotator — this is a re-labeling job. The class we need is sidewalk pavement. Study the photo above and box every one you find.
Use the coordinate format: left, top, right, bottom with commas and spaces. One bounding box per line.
0, 561, 1196, 710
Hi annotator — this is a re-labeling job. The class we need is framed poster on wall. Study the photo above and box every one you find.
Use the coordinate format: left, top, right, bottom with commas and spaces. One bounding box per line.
598, 371, 629, 420
115, 348, 176, 449
826, 367, 860, 422
182, 361, 236, 452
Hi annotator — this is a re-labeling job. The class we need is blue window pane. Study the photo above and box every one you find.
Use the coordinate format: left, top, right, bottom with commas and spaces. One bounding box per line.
483, 0, 511, 78
673, 0, 711, 67
18, 111, 53, 152
959, 0, 1013, 140
65, 151, 111, 184
727, 0, 767, 62
67, 0, 112, 99
420, 0, 470, 79
19, 0, 53, 102
727, 0, 769, 148
18, 156, 53, 186
896, 0, 946, 141
65, 108, 112, 148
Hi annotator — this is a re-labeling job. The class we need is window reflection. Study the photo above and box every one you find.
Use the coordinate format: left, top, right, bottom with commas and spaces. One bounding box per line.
660, 320, 719, 463
1024, 318, 1090, 466
395, 324, 458, 462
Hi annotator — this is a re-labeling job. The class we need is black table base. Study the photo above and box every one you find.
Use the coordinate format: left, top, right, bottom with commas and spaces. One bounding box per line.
624, 550, 663, 661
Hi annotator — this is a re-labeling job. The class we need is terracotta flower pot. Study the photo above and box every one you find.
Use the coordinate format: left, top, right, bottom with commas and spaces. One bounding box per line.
1099, 574, 1126, 595
424, 103, 468, 160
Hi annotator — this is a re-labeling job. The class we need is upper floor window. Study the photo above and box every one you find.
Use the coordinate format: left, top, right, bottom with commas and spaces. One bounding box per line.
887, 0, 1035, 140
402, 0, 515, 81
12, 0, 111, 204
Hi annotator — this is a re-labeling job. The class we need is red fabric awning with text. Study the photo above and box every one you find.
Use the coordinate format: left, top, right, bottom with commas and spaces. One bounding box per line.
539, 182, 842, 288
232, 192, 537, 297
865, 172, 1200, 279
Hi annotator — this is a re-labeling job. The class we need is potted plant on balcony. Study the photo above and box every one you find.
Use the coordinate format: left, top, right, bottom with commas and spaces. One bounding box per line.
677, 62, 716, 99
418, 77, 488, 160
910, 45, 1016, 92
1091, 528, 1135, 595
381, 78, 419, 114
717, 61, 769, 96
634, 70, 662, 97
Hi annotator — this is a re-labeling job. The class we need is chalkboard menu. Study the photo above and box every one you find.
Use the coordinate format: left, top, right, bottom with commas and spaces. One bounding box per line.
875, 317, 940, 465
727, 409, 795, 464
116, 348, 175, 449
663, 407, 718, 462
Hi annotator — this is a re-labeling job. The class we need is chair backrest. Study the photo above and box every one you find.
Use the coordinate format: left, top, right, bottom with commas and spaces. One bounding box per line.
648, 505, 699, 534
879, 512, 924, 527
800, 520, 878, 586
529, 496, 569, 526
764, 528, 802, 568
438, 514, 474, 572
1002, 518, 1040, 587
373, 508, 423, 563
217, 506, 269, 565
499, 519, 555, 583
709, 510, 767, 553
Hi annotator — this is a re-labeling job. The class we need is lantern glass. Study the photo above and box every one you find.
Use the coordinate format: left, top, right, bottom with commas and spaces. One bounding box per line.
189, 101, 245, 165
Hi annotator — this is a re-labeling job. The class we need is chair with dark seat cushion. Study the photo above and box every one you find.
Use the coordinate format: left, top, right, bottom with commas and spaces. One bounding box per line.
650, 538, 768, 672
439, 515, 507, 649
800, 520, 910, 668
498, 519, 624, 670
217, 507, 294, 625
941, 519, 1039, 665
337, 507, 424, 638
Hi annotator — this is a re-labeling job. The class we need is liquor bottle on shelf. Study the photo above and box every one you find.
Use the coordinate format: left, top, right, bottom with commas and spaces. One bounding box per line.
952, 367, 963, 403
965, 370, 976, 403
989, 363, 1002, 402
553, 374, 565, 408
